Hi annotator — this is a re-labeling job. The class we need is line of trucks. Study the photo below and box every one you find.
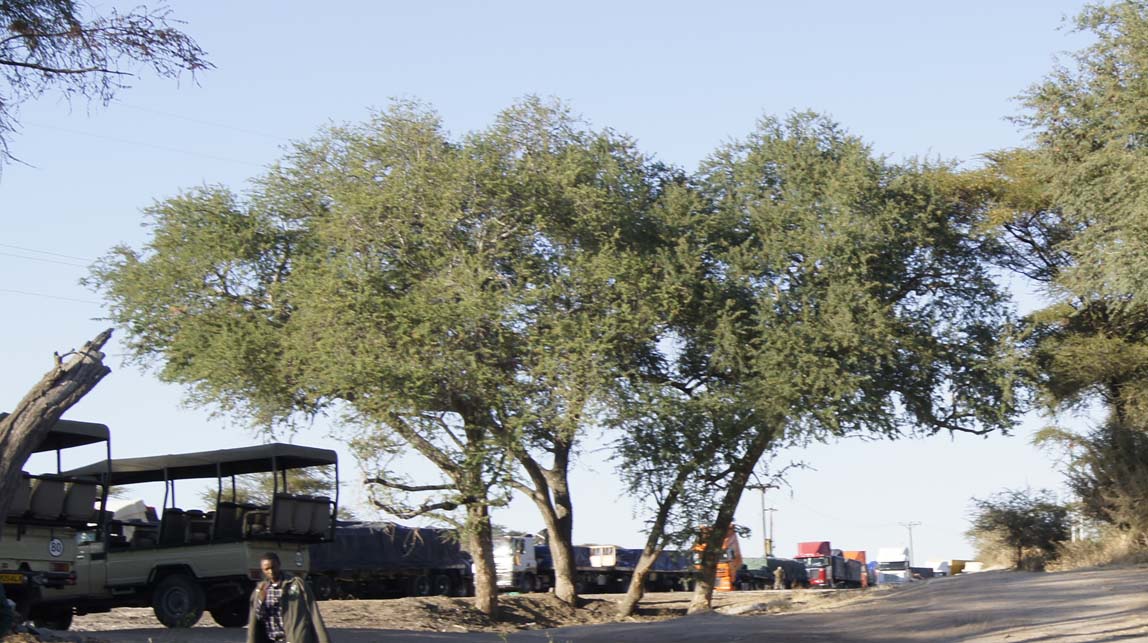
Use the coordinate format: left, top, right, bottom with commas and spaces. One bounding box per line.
0, 414, 980, 632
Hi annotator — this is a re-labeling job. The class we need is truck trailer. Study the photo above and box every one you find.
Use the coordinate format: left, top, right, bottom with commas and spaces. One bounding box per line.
309, 522, 473, 599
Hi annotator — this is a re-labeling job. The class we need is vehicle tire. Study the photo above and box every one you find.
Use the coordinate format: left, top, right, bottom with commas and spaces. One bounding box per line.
411, 575, 432, 597
311, 574, 336, 601
208, 600, 249, 628
523, 572, 537, 593
431, 574, 452, 596
31, 604, 73, 631
152, 574, 205, 628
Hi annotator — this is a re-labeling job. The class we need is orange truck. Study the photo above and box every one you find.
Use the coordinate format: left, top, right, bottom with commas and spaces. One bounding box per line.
694, 526, 743, 592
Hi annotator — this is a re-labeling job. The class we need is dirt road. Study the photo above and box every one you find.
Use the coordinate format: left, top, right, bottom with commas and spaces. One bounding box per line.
61, 567, 1148, 642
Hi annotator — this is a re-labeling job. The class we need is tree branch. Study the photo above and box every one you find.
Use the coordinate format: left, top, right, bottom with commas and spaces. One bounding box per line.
365, 477, 455, 493
0, 59, 128, 76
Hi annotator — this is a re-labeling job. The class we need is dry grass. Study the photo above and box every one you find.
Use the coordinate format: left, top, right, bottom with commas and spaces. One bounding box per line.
1049, 526, 1148, 571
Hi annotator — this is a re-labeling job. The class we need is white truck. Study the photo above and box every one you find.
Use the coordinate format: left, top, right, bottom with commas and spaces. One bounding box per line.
875, 547, 912, 585
492, 534, 546, 592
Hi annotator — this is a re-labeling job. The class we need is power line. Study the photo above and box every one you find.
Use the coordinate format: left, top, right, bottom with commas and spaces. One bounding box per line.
0, 250, 89, 268
23, 121, 270, 169
117, 103, 290, 142
0, 288, 102, 305
0, 243, 93, 263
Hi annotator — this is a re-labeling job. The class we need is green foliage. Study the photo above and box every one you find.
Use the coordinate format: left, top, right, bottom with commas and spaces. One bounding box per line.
1016, 2, 1148, 306
613, 113, 1019, 606
981, 3, 1148, 548
87, 98, 670, 564
966, 488, 1070, 571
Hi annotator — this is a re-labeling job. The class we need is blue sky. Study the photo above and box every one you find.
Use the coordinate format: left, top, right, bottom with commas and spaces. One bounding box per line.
1, 1, 1094, 563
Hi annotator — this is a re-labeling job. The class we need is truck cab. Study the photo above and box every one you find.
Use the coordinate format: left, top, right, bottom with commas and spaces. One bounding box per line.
493, 534, 543, 592
875, 547, 912, 584
40, 442, 338, 629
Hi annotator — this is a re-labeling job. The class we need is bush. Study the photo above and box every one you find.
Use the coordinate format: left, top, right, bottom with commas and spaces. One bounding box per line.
966, 488, 1070, 571
1049, 525, 1148, 571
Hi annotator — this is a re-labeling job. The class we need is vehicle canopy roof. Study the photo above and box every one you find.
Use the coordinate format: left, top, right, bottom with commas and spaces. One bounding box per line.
60, 442, 337, 485
0, 412, 110, 453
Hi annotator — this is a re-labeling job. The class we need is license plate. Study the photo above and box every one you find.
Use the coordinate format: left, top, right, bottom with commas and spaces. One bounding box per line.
0, 573, 24, 585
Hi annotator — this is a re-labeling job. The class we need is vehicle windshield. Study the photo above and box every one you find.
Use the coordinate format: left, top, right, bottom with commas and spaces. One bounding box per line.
802, 556, 830, 568
878, 561, 909, 571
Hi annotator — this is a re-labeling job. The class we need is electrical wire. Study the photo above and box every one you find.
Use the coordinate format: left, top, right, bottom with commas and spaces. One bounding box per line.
116, 103, 290, 142
0, 243, 92, 263
0, 288, 101, 305
0, 250, 89, 268
23, 121, 270, 169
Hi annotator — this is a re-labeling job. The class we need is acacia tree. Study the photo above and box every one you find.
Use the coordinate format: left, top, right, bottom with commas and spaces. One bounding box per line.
979, 3, 1148, 540
966, 489, 1070, 570
632, 113, 1020, 613
88, 98, 668, 614
0, 0, 211, 160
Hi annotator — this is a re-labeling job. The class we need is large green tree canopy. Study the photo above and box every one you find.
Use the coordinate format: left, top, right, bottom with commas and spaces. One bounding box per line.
88, 97, 671, 614
612, 113, 1020, 612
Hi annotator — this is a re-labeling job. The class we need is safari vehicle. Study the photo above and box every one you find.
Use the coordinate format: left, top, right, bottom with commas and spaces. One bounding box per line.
0, 413, 110, 629
40, 442, 338, 629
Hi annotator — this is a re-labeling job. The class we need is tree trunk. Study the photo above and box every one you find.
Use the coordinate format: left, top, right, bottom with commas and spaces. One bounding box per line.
466, 503, 499, 617
516, 441, 578, 606
617, 547, 661, 617
617, 466, 690, 617
688, 427, 774, 614
0, 329, 113, 529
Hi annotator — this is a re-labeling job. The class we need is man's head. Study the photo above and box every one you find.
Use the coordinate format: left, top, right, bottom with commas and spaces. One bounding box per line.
260, 552, 282, 583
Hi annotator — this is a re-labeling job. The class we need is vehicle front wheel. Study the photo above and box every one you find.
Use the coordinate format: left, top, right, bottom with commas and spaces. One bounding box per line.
31, 604, 73, 631
152, 574, 205, 628
411, 575, 431, 597
208, 600, 249, 628
431, 574, 452, 596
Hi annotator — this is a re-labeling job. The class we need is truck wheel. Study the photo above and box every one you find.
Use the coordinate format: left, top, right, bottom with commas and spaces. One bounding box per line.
311, 574, 336, 600
31, 604, 73, 631
208, 600, 249, 628
411, 575, 432, 597
431, 574, 452, 596
523, 572, 537, 593
152, 574, 205, 628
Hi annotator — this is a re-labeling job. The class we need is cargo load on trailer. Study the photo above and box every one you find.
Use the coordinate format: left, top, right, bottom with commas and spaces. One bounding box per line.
309, 521, 472, 599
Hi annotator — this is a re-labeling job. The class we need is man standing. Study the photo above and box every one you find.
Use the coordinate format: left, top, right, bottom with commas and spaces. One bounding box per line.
773, 564, 787, 590
247, 552, 330, 643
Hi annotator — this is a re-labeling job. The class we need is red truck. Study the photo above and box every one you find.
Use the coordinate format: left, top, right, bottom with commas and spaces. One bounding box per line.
794, 541, 865, 588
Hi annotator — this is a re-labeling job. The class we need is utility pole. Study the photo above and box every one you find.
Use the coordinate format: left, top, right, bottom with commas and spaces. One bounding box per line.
898, 521, 921, 566
765, 507, 777, 557
747, 483, 778, 557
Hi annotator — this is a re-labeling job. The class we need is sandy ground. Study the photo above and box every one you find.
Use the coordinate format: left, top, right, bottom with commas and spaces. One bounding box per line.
27, 566, 1148, 642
